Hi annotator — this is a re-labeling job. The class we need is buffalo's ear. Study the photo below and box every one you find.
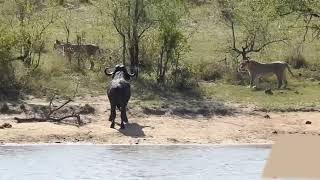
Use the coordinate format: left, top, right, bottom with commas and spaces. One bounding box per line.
128, 72, 135, 77
126, 66, 136, 77
124, 68, 135, 79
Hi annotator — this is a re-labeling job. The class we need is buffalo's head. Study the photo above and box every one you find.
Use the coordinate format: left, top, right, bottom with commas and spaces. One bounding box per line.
104, 64, 135, 80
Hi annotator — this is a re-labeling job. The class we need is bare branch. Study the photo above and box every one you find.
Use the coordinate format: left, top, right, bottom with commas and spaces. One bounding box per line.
251, 38, 288, 53
232, 48, 242, 54
49, 99, 72, 116
112, 15, 125, 37
279, 10, 295, 17
14, 115, 81, 126
311, 26, 320, 41
138, 22, 152, 38
49, 114, 81, 125
14, 97, 82, 126
230, 21, 242, 54
303, 15, 313, 42
48, 95, 55, 115
248, 31, 257, 52
231, 22, 237, 50
243, 36, 250, 51
185, 25, 199, 41
14, 117, 48, 123
39, 14, 54, 38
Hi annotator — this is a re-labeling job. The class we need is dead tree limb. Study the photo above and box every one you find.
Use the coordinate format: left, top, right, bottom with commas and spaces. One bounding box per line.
249, 38, 288, 53
49, 98, 72, 116
14, 115, 81, 124
14, 97, 82, 126
230, 22, 288, 61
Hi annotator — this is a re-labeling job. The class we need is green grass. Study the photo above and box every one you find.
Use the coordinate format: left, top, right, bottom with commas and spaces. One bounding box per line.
201, 79, 320, 111
3, 1, 320, 112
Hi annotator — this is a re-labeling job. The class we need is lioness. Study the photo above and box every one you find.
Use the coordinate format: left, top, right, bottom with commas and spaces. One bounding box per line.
53, 40, 100, 57
238, 59, 295, 89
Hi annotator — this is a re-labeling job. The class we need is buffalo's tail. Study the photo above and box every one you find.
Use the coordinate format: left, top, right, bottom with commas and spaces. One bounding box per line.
117, 105, 121, 111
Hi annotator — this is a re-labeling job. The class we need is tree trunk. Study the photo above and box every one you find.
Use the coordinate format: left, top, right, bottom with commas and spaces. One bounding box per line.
121, 35, 126, 65
76, 35, 82, 70
126, 0, 141, 76
132, 0, 140, 76
157, 47, 165, 84
129, 43, 134, 71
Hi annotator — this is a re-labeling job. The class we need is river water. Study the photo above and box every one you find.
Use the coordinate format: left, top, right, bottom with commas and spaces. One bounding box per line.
0, 145, 270, 180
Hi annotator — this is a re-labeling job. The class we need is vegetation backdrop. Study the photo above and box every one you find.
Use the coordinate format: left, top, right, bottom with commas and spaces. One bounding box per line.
0, 0, 320, 111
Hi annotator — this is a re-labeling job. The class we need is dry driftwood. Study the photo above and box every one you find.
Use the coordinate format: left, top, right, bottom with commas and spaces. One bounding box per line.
14, 96, 82, 126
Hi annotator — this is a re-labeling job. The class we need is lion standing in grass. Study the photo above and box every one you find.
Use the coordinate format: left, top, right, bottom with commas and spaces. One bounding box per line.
238, 59, 295, 89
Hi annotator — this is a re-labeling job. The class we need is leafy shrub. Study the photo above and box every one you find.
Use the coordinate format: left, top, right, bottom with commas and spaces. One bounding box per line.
285, 52, 308, 69
0, 27, 19, 99
170, 64, 198, 90
197, 61, 224, 82
224, 70, 247, 85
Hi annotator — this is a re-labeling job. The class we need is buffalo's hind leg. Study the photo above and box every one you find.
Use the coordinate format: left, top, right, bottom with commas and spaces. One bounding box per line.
109, 105, 116, 128
121, 105, 129, 123
120, 105, 128, 129
120, 122, 125, 129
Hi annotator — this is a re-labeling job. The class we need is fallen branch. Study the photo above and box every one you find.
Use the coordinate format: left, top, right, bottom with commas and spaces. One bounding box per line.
14, 115, 81, 124
14, 97, 82, 126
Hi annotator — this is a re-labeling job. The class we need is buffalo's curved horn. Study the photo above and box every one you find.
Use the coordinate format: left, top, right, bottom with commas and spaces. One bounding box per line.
104, 67, 114, 76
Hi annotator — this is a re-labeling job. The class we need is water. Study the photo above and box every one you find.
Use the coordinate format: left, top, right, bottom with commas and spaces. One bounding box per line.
0, 145, 270, 180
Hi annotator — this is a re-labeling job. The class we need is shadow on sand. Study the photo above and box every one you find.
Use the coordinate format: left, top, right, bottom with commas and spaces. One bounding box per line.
116, 122, 150, 138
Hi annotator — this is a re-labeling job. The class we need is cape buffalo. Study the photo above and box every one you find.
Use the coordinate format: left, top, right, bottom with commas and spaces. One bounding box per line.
105, 64, 135, 129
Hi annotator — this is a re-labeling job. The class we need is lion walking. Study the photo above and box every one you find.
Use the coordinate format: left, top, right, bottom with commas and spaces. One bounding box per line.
238, 59, 295, 89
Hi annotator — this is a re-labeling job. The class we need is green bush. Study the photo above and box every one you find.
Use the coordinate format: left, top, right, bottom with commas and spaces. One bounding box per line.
0, 27, 19, 100
170, 64, 198, 90
285, 52, 308, 69
196, 61, 225, 82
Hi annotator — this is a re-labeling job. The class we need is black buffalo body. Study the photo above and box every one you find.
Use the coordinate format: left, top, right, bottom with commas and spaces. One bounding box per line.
105, 64, 135, 129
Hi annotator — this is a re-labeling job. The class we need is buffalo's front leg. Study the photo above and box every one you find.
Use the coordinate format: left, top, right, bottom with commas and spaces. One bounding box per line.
109, 105, 116, 128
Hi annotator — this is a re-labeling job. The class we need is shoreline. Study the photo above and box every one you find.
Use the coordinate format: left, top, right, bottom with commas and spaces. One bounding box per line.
0, 142, 273, 148
1, 111, 319, 145
1, 96, 320, 146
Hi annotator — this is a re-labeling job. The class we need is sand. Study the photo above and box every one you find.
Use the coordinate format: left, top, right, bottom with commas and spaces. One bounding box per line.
0, 96, 319, 145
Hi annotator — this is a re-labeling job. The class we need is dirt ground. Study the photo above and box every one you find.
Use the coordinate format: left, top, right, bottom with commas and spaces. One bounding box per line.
0, 95, 319, 145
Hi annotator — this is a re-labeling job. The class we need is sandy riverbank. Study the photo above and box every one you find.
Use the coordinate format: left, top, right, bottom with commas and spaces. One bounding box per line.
0, 96, 320, 145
